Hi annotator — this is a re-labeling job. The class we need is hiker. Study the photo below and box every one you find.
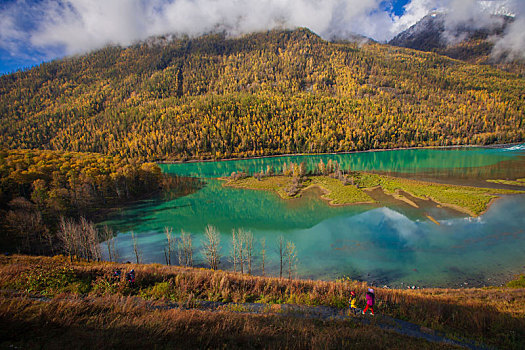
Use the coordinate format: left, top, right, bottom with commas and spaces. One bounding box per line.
349, 291, 358, 315
112, 268, 121, 283
126, 269, 136, 286
362, 288, 375, 315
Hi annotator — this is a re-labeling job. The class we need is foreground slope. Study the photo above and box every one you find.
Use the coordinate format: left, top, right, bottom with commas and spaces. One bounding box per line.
1, 255, 523, 349
1, 28, 524, 161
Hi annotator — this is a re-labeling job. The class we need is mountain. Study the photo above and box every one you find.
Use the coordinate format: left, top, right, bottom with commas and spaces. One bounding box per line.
389, 12, 524, 73
0, 28, 524, 161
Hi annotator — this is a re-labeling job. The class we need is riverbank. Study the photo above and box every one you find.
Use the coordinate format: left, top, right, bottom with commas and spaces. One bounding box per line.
158, 143, 522, 165
1, 255, 523, 349
223, 172, 524, 217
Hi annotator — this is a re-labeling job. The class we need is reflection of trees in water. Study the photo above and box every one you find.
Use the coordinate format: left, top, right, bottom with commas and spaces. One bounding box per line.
162, 175, 205, 200
374, 156, 525, 189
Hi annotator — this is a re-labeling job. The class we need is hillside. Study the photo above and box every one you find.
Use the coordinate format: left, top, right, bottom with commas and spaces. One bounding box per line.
1, 28, 524, 161
389, 13, 525, 73
1, 255, 523, 349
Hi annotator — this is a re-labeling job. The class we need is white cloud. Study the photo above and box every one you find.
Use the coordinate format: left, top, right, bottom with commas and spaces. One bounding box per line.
1, 0, 524, 62
390, 0, 437, 36
492, 0, 525, 59
12, 0, 386, 54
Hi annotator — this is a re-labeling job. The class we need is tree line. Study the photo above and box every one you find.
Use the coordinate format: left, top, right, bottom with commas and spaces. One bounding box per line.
119, 224, 298, 280
54, 218, 299, 280
0, 149, 192, 255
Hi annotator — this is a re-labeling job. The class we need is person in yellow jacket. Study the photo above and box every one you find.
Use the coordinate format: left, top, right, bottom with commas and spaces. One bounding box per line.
349, 291, 358, 315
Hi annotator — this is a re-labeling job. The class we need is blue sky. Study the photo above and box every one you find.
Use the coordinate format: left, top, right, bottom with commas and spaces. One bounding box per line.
0, 0, 520, 75
386, 0, 411, 16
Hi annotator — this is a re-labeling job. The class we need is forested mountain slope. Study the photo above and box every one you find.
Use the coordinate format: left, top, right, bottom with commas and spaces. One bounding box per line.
389, 13, 525, 74
1, 28, 524, 161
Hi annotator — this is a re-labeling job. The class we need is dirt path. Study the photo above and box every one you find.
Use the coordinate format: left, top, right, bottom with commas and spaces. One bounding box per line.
3, 290, 491, 349
153, 300, 492, 350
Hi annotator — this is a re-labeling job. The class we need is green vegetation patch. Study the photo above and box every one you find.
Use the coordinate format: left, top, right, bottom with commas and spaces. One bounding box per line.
226, 175, 375, 205
12, 266, 92, 296
309, 176, 375, 205
365, 173, 523, 216
507, 275, 525, 288
487, 179, 525, 187
226, 172, 524, 215
225, 176, 295, 199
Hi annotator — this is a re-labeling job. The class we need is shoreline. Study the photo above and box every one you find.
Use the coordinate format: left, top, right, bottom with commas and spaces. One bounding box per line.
158, 142, 524, 165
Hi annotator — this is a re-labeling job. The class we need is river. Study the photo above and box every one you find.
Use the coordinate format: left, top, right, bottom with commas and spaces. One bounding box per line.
101, 145, 525, 288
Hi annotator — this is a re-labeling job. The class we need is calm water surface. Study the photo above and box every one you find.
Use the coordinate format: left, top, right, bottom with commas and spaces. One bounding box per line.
102, 145, 525, 287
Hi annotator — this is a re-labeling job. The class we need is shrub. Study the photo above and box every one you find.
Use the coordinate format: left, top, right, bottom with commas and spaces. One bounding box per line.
507, 275, 525, 288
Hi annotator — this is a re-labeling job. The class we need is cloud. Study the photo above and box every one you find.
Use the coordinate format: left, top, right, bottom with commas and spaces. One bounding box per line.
437, 0, 525, 60
440, 0, 507, 44
4, 0, 391, 56
0, 0, 524, 64
391, 0, 525, 60
390, 0, 437, 36
491, 0, 525, 60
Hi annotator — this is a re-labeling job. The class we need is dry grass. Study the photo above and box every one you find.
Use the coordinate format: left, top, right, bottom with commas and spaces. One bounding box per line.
1, 255, 524, 349
0, 294, 461, 350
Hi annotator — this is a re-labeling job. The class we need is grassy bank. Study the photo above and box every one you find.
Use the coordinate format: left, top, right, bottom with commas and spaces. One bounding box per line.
225, 172, 524, 216
1, 255, 524, 349
0, 294, 459, 350
225, 175, 375, 204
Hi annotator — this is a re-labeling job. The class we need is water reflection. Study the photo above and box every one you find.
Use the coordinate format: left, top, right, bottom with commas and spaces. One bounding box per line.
161, 146, 525, 179
102, 146, 525, 287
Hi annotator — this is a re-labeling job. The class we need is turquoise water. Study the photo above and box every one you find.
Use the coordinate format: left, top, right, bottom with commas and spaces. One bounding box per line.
160, 146, 521, 178
102, 145, 525, 287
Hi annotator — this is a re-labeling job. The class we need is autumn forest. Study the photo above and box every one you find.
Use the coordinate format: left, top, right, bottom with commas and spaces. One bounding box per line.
1, 28, 523, 162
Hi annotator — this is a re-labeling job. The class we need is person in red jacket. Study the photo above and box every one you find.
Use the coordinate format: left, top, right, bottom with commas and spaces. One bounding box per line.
362, 288, 375, 315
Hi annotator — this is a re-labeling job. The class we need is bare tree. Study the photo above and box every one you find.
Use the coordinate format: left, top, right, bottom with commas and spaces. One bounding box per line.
57, 216, 101, 262
231, 228, 255, 274
102, 225, 117, 262
131, 231, 142, 264
164, 226, 175, 265
260, 237, 266, 276
238, 229, 245, 273
285, 241, 298, 280
57, 217, 76, 261
278, 235, 285, 279
79, 217, 101, 262
245, 230, 254, 275
202, 225, 221, 270
178, 230, 193, 267
230, 229, 238, 272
